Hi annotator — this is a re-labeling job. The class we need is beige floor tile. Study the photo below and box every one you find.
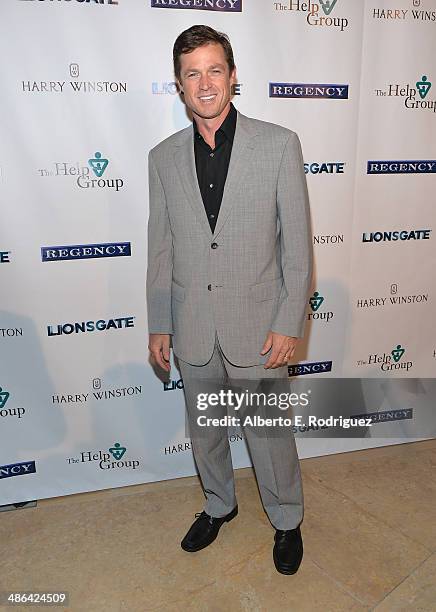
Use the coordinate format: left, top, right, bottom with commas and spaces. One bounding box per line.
302, 444, 436, 550
2, 440, 435, 611
373, 552, 436, 612
299, 472, 430, 607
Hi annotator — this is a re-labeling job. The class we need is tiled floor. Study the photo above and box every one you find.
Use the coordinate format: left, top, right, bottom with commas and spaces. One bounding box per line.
2, 439, 436, 611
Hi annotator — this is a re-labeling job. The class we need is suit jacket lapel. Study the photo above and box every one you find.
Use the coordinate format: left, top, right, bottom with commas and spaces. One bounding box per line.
173, 110, 259, 240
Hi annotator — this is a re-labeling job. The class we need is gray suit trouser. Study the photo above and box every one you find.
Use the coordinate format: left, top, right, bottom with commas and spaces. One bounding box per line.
177, 333, 304, 531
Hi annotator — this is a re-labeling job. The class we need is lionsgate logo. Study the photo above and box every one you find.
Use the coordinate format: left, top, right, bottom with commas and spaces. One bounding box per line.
367, 160, 436, 174
273, 0, 349, 32
269, 82, 348, 99
375, 74, 435, 113
305, 162, 345, 174
67, 442, 141, 471
22, 62, 127, 95
357, 344, 413, 373
152, 81, 242, 95
356, 283, 429, 309
150, 0, 242, 11
47, 316, 135, 337
41, 242, 131, 262
38, 151, 124, 192
362, 229, 431, 243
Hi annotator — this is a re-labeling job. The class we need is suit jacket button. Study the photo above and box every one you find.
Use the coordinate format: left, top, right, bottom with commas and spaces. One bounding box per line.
207, 284, 212, 291
211, 242, 218, 249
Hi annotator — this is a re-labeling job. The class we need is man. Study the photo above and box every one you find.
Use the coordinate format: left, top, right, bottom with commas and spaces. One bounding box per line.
147, 25, 313, 575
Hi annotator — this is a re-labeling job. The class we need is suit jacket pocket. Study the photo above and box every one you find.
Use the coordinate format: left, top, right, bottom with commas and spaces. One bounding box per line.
171, 279, 186, 303
250, 277, 283, 302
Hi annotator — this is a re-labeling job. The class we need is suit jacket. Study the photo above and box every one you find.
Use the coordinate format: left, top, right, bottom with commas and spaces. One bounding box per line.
146, 109, 313, 366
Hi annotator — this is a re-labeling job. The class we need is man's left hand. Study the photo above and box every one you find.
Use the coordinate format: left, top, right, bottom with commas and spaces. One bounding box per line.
260, 331, 299, 369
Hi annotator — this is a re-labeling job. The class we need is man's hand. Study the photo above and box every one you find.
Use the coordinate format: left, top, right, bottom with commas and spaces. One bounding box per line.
260, 331, 299, 369
148, 333, 171, 372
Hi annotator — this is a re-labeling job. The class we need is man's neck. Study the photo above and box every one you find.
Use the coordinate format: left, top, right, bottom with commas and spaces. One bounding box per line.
193, 102, 232, 149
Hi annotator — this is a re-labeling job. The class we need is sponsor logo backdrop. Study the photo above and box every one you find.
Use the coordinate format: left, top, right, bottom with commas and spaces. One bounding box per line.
1, 0, 435, 504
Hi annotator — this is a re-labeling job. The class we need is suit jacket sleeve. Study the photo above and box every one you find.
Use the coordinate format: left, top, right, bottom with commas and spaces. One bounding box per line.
271, 131, 313, 338
146, 150, 173, 334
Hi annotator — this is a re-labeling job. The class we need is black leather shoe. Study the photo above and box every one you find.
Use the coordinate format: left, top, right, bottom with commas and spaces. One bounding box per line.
181, 505, 238, 552
273, 525, 303, 575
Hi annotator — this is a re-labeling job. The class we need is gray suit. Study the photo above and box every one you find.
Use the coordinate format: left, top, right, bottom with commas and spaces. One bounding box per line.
147, 110, 313, 367
147, 109, 312, 530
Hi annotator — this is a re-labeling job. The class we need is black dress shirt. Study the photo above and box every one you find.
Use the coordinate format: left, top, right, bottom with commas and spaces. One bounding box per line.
193, 102, 237, 233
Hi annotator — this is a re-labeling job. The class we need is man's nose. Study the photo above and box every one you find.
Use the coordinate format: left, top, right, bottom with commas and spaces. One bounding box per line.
198, 73, 212, 90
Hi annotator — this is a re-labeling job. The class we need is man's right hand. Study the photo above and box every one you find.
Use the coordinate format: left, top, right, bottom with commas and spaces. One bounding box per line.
148, 333, 171, 372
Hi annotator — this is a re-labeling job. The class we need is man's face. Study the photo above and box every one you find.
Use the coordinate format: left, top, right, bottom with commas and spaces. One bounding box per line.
177, 42, 236, 120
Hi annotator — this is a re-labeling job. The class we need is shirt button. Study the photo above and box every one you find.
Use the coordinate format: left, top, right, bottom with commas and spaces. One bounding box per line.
207, 284, 212, 291
209, 183, 214, 188
209, 214, 215, 219
211, 243, 218, 249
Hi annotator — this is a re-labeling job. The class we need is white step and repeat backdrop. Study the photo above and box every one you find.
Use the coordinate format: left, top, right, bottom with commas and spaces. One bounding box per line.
1, 0, 435, 504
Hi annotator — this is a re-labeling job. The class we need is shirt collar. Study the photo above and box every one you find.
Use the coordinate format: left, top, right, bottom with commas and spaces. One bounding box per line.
193, 102, 237, 144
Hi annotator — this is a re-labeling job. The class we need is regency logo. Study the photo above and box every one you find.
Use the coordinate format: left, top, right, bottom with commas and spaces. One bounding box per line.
0, 461, 36, 480
150, 0, 242, 11
41, 242, 131, 262
270, 82, 348, 99
67, 442, 141, 471
367, 160, 436, 174
375, 74, 435, 113
21, 62, 127, 95
273, 0, 349, 31
288, 360, 333, 376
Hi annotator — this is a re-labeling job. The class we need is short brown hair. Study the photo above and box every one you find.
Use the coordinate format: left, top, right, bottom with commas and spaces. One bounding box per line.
173, 25, 236, 81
